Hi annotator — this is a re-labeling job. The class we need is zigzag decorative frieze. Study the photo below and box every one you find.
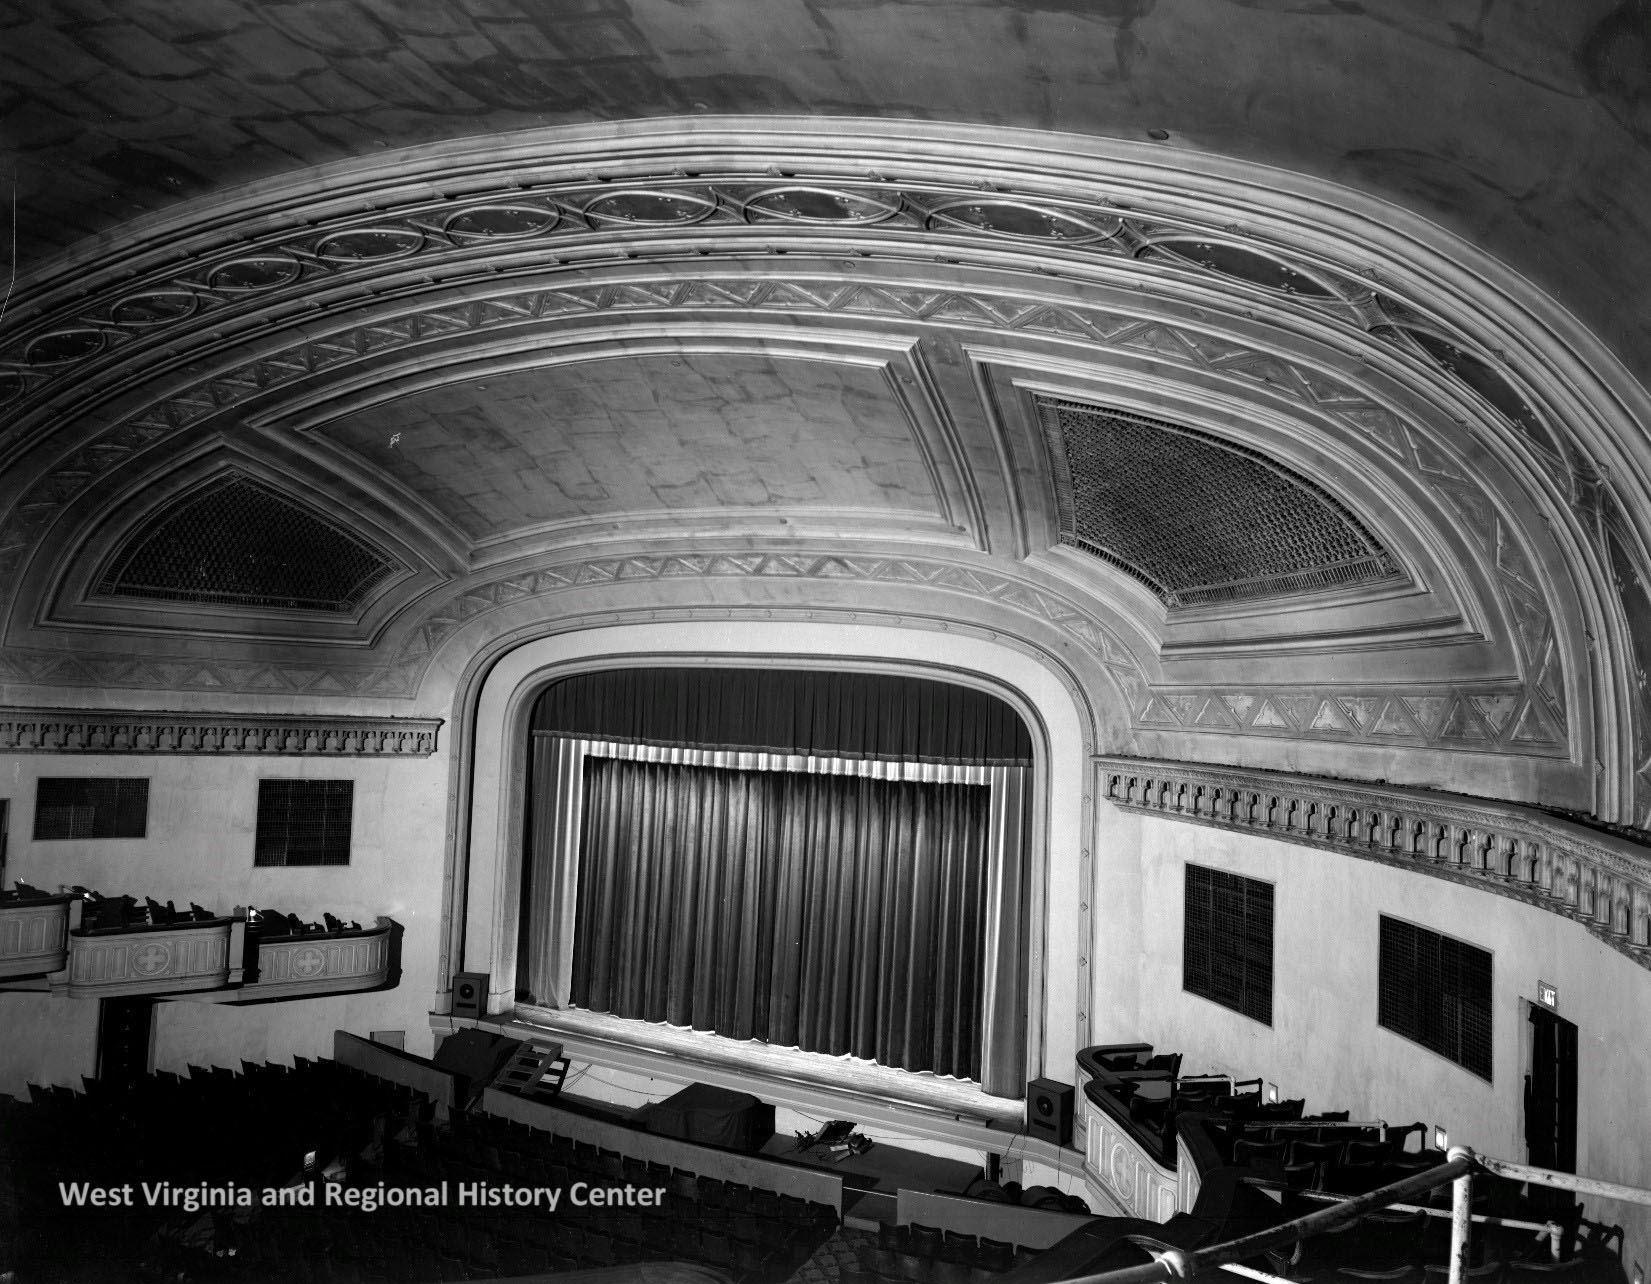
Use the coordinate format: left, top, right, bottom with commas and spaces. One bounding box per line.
0, 709, 443, 756
392, 550, 1151, 688
1132, 685, 1564, 756
0, 553, 1558, 760
1098, 754, 1651, 973
0, 554, 1150, 704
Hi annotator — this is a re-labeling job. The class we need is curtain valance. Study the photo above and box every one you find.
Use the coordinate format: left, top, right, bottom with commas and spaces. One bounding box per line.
529, 667, 1031, 765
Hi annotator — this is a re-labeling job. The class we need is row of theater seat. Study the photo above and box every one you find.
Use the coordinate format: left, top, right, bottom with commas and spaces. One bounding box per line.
250, 906, 366, 936
66, 887, 222, 930
7, 1056, 846, 1282
367, 1107, 837, 1280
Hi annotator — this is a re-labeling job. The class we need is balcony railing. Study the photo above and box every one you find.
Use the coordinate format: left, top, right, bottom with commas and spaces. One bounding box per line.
1096, 755, 1651, 973
229, 917, 395, 1002
0, 892, 76, 980
0, 886, 398, 1002
60, 917, 245, 999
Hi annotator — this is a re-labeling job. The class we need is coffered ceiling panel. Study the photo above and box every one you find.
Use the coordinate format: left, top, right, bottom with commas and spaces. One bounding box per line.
312, 353, 942, 542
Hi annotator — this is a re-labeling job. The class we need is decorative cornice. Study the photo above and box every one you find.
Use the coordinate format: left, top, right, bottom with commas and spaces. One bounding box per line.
1096, 754, 1651, 972
0, 709, 443, 756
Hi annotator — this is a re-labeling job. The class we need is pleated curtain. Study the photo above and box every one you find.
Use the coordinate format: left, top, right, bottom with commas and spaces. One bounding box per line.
519, 666, 1034, 1095
568, 757, 989, 1081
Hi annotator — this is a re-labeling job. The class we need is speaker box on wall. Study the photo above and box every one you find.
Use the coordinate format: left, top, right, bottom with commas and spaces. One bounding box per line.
451, 972, 490, 1021
1026, 1077, 1074, 1145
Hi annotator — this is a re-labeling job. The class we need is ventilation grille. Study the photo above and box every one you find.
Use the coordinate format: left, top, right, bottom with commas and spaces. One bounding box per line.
97, 473, 397, 612
1040, 401, 1399, 607
34, 778, 149, 840
1378, 916, 1492, 1081
1183, 863, 1273, 1025
254, 779, 353, 867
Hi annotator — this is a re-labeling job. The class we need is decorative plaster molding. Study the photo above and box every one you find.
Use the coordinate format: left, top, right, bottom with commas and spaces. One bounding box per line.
60, 920, 239, 999
0, 554, 1554, 757
237, 920, 393, 1002
0, 709, 442, 756
1133, 685, 1563, 756
0, 173, 1371, 408
1080, 1093, 1181, 1223
0, 166, 1556, 479
0, 274, 1563, 715
0, 896, 73, 979
1097, 754, 1651, 972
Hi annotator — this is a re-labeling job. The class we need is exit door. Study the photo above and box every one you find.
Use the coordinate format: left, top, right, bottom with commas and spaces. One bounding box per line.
1524, 1005, 1577, 1173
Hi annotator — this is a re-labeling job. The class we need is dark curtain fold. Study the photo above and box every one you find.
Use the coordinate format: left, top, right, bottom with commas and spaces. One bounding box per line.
533, 668, 1031, 765
569, 757, 989, 1080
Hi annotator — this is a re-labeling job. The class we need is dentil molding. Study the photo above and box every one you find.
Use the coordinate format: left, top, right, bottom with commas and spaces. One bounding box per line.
0, 708, 443, 756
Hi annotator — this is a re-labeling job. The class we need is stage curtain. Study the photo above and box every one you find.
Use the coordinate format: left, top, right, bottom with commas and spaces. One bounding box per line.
569, 756, 990, 1080
532, 667, 1031, 765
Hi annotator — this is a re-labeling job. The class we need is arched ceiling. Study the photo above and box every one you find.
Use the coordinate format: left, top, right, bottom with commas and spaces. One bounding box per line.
1, 9, 1650, 832
3, 1, 1650, 379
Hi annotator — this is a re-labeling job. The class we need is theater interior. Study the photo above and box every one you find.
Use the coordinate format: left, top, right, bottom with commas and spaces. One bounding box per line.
2, 3, 1651, 1282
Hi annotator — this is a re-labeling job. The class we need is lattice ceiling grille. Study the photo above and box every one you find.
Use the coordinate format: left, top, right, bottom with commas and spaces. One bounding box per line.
96, 473, 397, 612
1040, 401, 1399, 608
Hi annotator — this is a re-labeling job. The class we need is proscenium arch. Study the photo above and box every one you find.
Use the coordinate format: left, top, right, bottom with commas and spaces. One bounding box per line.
445, 618, 1094, 1101
0, 116, 1645, 826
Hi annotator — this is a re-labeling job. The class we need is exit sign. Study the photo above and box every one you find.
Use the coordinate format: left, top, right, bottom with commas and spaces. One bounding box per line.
1536, 981, 1559, 1010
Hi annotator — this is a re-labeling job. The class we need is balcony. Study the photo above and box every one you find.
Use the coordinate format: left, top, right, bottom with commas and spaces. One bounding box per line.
0, 884, 397, 1003
0, 888, 77, 981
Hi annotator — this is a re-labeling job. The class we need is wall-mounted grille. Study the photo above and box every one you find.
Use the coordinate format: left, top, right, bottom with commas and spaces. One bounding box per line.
255, 779, 353, 867
97, 473, 397, 612
1378, 916, 1492, 1081
1039, 400, 1399, 608
33, 777, 149, 839
1183, 863, 1273, 1025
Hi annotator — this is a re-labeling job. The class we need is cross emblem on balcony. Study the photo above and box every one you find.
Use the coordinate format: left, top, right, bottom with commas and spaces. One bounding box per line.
292, 947, 326, 979
131, 943, 171, 975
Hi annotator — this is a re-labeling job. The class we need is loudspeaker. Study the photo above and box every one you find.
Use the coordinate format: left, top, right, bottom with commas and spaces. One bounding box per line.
1026, 1077, 1074, 1145
450, 972, 490, 1021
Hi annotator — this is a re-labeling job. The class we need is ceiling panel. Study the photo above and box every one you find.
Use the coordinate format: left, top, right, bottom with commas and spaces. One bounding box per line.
314, 353, 941, 541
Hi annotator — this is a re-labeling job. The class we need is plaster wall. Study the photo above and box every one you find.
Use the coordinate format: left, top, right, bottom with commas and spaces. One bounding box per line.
1090, 804, 1651, 1263
0, 749, 451, 1095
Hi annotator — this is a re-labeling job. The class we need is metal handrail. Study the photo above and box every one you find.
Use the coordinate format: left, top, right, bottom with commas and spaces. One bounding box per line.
1058, 1154, 1475, 1284
1062, 1146, 1651, 1284
1262, 1185, 1564, 1262
1472, 1154, 1651, 1209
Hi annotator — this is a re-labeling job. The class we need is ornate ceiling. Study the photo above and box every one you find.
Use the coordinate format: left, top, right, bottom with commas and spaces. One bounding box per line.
1, 7, 1649, 831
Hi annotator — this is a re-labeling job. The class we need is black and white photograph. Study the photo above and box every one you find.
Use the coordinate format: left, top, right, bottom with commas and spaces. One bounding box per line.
0, 4, 1648, 1283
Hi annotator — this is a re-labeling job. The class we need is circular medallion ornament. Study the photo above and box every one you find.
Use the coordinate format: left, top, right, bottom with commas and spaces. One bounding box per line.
314, 227, 425, 262
131, 942, 172, 976
926, 199, 1119, 242
582, 190, 717, 225
1110, 1142, 1132, 1193
292, 945, 327, 979
444, 204, 559, 240
25, 328, 106, 367
1147, 239, 1336, 298
742, 187, 900, 225
207, 256, 303, 293
112, 290, 200, 327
